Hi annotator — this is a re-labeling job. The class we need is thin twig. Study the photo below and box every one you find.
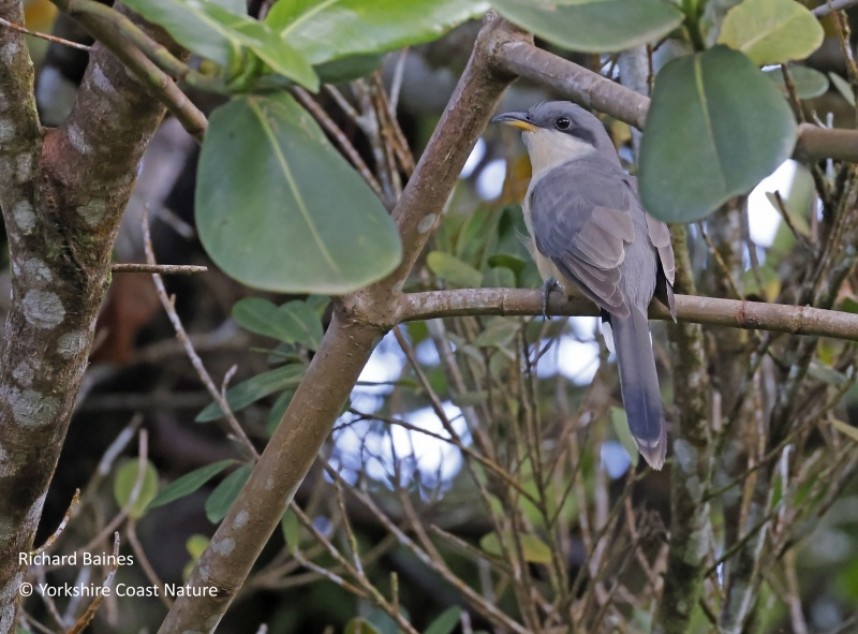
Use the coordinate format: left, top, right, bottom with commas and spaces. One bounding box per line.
0, 16, 90, 50
126, 521, 171, 608
67, 533, 121, 634
813, 0, 858, 17
291, 86, 383, 196
111, 263, 208, 275
141, 209, 259, 461
31, 490, 80, 556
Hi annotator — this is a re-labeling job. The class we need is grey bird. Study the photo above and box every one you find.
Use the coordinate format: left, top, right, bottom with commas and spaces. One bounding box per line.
493, 101, 676, 469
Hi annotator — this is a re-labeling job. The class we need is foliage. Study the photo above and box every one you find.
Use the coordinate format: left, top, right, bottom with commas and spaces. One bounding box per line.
8, 0, 858, 633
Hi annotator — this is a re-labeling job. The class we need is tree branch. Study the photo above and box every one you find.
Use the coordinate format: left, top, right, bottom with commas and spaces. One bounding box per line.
158, 13, 519, 632
51, 0, 207, 140
0, 7, 179, 627
492, 39, 858, 163
396, 289, 858, 342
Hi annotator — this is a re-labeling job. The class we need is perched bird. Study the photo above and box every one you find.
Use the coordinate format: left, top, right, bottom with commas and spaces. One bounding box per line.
493, 101, 675, 469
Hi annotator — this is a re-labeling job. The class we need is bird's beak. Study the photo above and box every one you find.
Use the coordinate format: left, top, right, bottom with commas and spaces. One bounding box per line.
492, 111, 537, 132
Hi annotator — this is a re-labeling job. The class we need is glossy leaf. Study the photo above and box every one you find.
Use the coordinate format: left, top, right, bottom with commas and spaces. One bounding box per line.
426, 251, 483, 288
479, 531, 552, 563
829, 72, 856, 106
483, 266, 516, 288
196, 363, 305, 422
765, 65, 828, 100
473, 317, 520, 348
113, 459, 159, 519
267, 0, 487, 64
490, 0, 682, 53
122, 0, 317, 89
205, 464, 252, 523
233, 297, 297, 342
717, 0, 823, 65
424, 607, 462, 634
233, 298, 324, 349
197, 94, 401, 293
149, 459, 236, 509
344, 619, 381, 634
278, 300, 325, 349
639, 46, 797, 223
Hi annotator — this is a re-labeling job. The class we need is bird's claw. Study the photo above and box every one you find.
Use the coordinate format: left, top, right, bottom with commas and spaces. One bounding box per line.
541, 277, 561, 319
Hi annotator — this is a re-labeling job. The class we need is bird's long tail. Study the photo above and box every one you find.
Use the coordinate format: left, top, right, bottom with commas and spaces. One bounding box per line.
608, 307, 667, 469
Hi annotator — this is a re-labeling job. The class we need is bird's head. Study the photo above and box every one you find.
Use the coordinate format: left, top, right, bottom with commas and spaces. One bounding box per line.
492, 101, 618, 171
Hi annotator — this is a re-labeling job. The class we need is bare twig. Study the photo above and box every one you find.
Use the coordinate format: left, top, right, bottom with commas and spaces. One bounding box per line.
491, 37, 858, 162
814, 0, 858, 17
141, 209, 259, 461
31, 490, 80, 556
67, 533, 121, 634
110, 263, 208, 275
0, 16, 90, 50
291, 86, 383, 196
397, 289, 858, 342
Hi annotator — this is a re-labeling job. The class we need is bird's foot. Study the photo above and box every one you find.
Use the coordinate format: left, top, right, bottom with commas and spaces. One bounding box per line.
541, 277, 562, 319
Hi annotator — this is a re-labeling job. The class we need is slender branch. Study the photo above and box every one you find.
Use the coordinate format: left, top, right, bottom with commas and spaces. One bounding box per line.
51, 0, 208, 140
396, 289, 858, 342
0, 16, 90, 50
110, 263, 208, 275
159, 14, 518, 632
142, 212, 259, 461
491, 39, 858, 163
813, 0, 858, 17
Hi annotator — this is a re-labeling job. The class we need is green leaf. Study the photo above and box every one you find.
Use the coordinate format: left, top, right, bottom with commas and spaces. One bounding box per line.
267, 390, 293, 433
717, 0, 823, 66
122, 0, 318, 89
280, 508, 300, 552
426, 251, 483, 288
196, 363, 305, 422
149, 459, 236, 509
473, 317, 520, 348
233, 298, 324, 349
490, 0, 683, 53
279, 300, 324, 349
479, 531, 552, 563
205, 464, 252, 523
424, 607, 462, 634
113, 459, 159, 519
487, 253, 526, 276
639, 46, 797, 223
197, 93, 401, 293
830, 419, 858, 444
315, 53, 383, 84
829, 72, 856, 106
609, 406, 639, 468
186, 534, 210, 559
344, 618, 381, 634
483, 266, 516, 288
764, 65, 829, 100
267, 0, 487, 65
233, 297, 297, 342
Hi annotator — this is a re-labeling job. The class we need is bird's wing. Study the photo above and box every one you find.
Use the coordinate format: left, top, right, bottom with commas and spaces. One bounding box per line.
625, 175, 677, 319
529, 159, 635, 317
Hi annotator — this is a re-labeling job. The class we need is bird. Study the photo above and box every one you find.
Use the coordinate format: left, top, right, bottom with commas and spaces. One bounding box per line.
493, 101, 675, 469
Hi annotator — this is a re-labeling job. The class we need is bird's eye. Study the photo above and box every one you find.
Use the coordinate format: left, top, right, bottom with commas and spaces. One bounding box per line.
555, 116, 571, 130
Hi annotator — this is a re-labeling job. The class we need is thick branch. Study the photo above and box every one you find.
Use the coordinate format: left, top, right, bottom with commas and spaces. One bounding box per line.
396, 289, 858, 342
492, 39, 858, 163
655, 226, 713, 634
0, 11, 175, 630
158, 14, 517, 633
